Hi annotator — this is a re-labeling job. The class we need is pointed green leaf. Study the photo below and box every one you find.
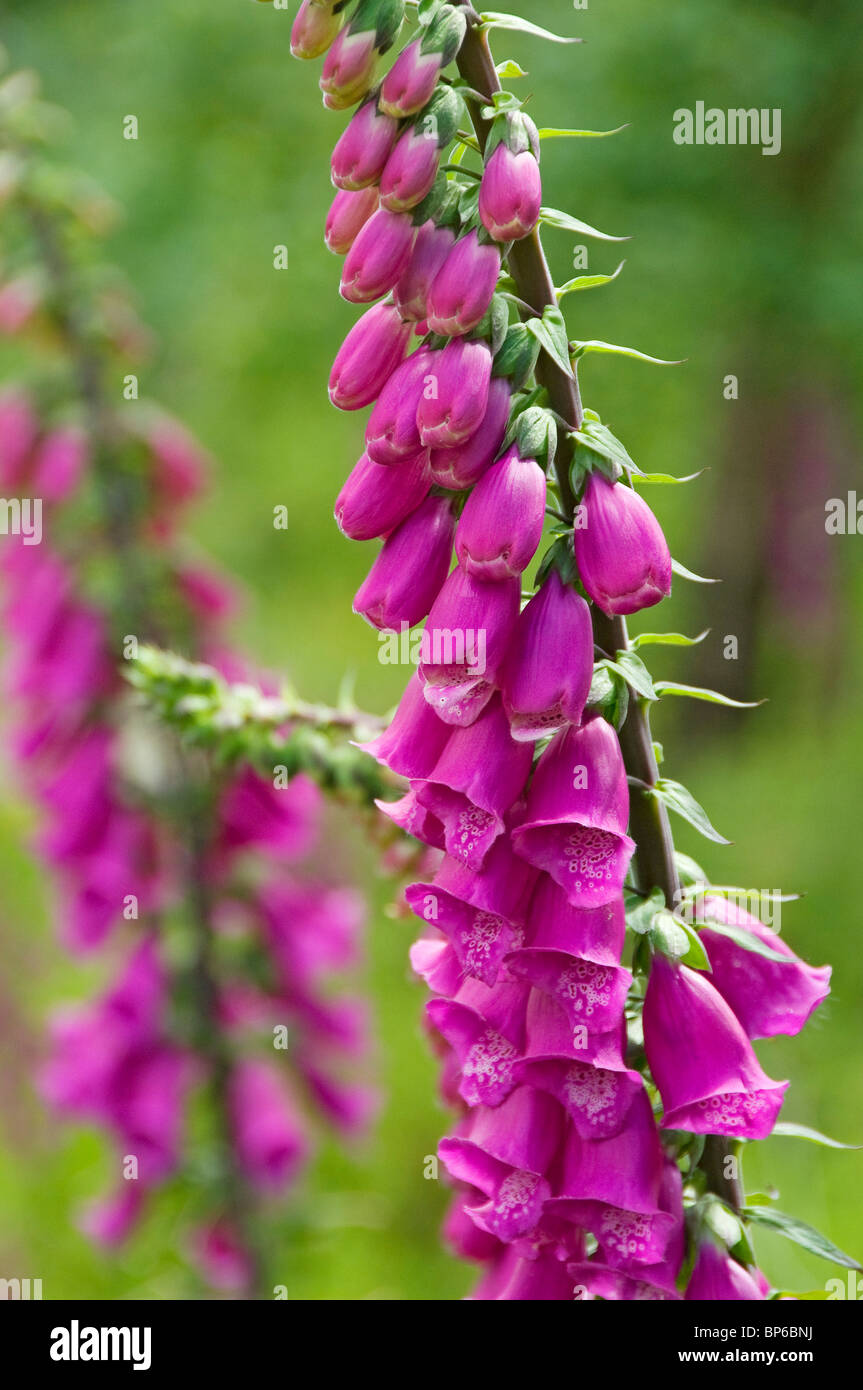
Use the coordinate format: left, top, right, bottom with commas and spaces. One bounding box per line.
573, 339, 683, 366
670, 557, 720, 584
630, 630, 710, 650
557, 262, 625, 299
538, 125, 629, 140
606, 651, 657, 701
770, 1123, 862, 1151
651, 778, 731, 845
743, 1206, 861, 1271
495, 58, 528, 79
539, 207, 628, 243
654, 680, 763, 709
675, 851, 708, 887
632, 470, 705, 485
526, 306, 574, 378
571, 418, 637, 473
479, 13, 581, 44
626, 886, 666, 935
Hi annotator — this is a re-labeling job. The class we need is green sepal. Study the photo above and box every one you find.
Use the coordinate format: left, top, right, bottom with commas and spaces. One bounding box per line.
492, 321, 540, 389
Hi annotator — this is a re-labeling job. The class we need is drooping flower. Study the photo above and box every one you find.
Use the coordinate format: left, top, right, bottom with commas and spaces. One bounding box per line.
330, 95, 399, 190
511, 716, 636, 907
378, 7, 466, 118
698, 894, 831, 1040
428, 375, 510, 490
574, 472, 672, 615
352, 492, 455, 629
500, 570, 594, 740
685, 1240, 767, 1301
291, 0, 345, 61
426, 229, 501, 337
329, 301, 412, 409
394, 219, 456, 322
455, 442, 546, 581
479, 114, 542, 243
340, 206, 417, 302
420, 564, 520, 725
643, 953, 789, 1139
416, 336, 492, 449
334, 448, 430, 541
324, 186, 380, 254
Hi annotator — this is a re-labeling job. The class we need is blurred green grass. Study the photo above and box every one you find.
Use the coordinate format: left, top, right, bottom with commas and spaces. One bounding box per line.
0, 0, 860, 1298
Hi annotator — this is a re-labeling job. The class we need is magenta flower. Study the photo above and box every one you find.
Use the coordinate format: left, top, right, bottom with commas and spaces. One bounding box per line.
359, 670, 452, 780
643, 954, 789, 1139
324, 186, 379, 254
352, 492, 455, 629
574, 472, 672, 615
230, 1060, 309, 1192
320, 25, 378, 110
340, 206, 416, 302
32, 426, 88, 502
420, 564, 520, 725
416, 337, 492, 449
426, 976, 529, 1106
365, 347, 434, 464
500, 571, 594, 740
380, 125, 441, 212
291, 0, 344, 60
439, 1086, 564, 1240
429, 376, 511, 490
189, 1223, 254, 1293
379, 40, 441, 119
329, 302, 412, 409
0, 388, 37, 488
545, 1090, 675, 1267
426, 229, 501, 337
511, 717, 636, 908
413, 695, 533, 870
330, 97, 399, 190
406, 861, 528, 987
480, 144, 542, 243
699, 895, 831, 1039
335, 447, 430, 541
394, 219, 456, 322
219, 767, 320, 858
475, 1247, 577, 1301
685, 1241, 767, 1301
455, 442, 546, 581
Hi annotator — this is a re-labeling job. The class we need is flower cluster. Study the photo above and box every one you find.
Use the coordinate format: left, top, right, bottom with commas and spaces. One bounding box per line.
0, 76, 373, 1295
290, 0, 834, 1300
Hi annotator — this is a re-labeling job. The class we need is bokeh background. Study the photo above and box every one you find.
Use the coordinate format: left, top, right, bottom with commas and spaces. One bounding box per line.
0, 0, 861, 1299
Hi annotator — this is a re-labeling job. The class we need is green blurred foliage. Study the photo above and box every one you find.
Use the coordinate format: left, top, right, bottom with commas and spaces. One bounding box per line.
0, 0, 860, 1299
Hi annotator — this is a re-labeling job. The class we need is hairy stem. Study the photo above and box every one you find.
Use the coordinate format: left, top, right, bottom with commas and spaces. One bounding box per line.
455, 9, 743, 1211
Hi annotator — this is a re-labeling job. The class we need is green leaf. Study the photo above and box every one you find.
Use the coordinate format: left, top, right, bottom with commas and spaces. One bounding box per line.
539, 206, 628, 243
479, 90, 524, 119
587, 664, 629, 730
625, 886, 666, 935
670, 557, 720, 584
675, 851, 707, 887
479, 12, 581, 44
770, 1123, 862, 1151
557, 261, 625, 299
494, 58, 527, 78
526, 306, 574, 378
538, 124, 629, 140
694, 919, 791, 964
648, 909, 690, 960
678, 920, 712, 970
570, 418, 637, 473
630, 631, 710, 652
654, 680, 763, 709
632, 470, 705, 485
743, 1207, 861, 1271
605, 651, 657, 701
651, 778, 731, 845
703, 1197, 746, 1249
573, 339, 683, 366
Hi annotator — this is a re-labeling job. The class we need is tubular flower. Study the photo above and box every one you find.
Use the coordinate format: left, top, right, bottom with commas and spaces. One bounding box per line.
684, 1240, 768, 1301
324, 186, 380, 254
380, 86, 461, 213
428, 375, 511, 490
500, 570, 594, 740
574, 472, 672, 615
416, 336, 492, 449
340, 205, 416, 302
455, 442, 546, 581
426, 228, 501, 337
479, 113, 542, 243
334, 447, 430, 541
330, 96, 400, 191
352, 492, 456, 629
291, 0, 347, 62
379, 7, 466, 118
329, 301, 413, 409
643, 954, 789, 1139
394, 218, 457, 322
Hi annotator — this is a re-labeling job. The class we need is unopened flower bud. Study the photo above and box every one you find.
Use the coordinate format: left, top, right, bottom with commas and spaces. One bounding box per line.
331, 97, 400, 190
455, 443, 546, 581
574, 472, 672, 615
325, 186, 379, 254
329, 301, 412, 409
426, 229, 501, 337
340, 206, 416, 302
